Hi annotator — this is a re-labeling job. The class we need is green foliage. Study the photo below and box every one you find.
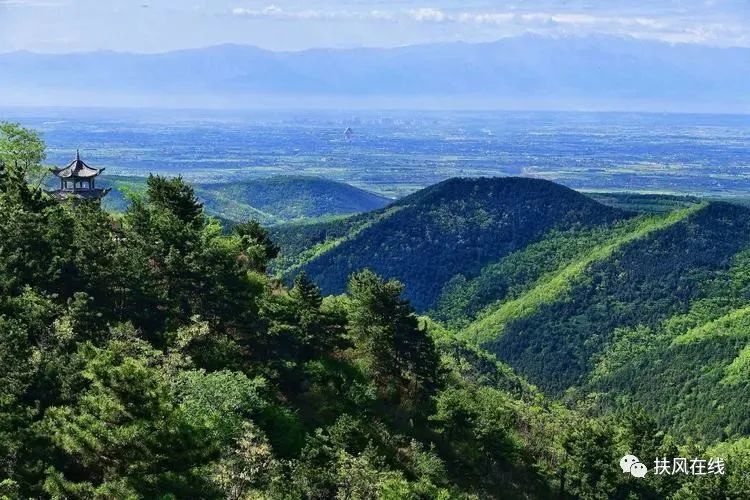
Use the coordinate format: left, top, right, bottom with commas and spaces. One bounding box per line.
101, 175, 390, 224
586, 192, 702, 214
347, 269, 442, 407
196, 175, 391, 224
561, 418, 620, 499
210, 421, 279, 499
430, 386, 520, 471
175, 370, 269, 447
3, 125, 750, 498
585, 245, 750, 441
462, 204, 705, 345
5, 128, 586, 497
232, 219, 280, 273
277, 177, 629, 311
434, 223, 630, 328
271, 206, 404, 278
0, 122, 47, 186
672, 305, 750, 345
42, 337, 216, 497
145, 174, 204, 224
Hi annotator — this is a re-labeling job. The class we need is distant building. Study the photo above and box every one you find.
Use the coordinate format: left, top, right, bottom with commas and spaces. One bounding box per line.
344, 127, 354, 140
48, 150, 111, 201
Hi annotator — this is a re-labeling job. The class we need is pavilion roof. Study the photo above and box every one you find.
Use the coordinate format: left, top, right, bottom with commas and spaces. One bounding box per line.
50, 150, 105, 179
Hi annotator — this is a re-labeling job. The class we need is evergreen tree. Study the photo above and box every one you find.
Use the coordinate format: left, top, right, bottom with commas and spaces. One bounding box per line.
347, 269, 441, 406
43, 337, 216, 498
233, 220, 280, 273
291, 271, 323, 310
0, 123, 748, 499
561, 418, 620, 499
145, 174, 203, 225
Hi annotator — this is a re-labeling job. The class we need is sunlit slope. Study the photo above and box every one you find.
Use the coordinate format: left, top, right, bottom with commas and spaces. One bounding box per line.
455, 202, 750, 439
275, 177, 630, 311
587, 248, 750, 441
460, 204, 706, 344
434, 210, 697, 328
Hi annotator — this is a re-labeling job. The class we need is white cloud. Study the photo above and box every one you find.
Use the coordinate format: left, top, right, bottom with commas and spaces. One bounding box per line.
232, 5, 335, 20
232, 5, 402, 22
368, 10, 395, 21
405, 9, 665, 30
457, 12, 515, 25
409, 8, 447, 22
228, 4, 750, 48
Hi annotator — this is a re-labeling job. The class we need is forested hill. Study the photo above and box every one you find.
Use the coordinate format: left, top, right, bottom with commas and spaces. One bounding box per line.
272, 177, 631, 311
196, 176, 391, 224
3, 122, 750, 498
273, 175, 750, 444
4, 132, 733, 499
449, 201, 750, 441
102, 175, 391, 224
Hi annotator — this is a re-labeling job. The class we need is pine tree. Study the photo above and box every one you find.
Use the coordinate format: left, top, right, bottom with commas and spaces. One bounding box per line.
347, 270, 441, 405
43, 337, 216, 498
291, 272, 323, 310
233, 220, 280, 273
145, 174, 204, 225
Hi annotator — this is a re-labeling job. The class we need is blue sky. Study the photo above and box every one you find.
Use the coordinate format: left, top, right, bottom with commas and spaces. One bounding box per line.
1, 0, 748, 53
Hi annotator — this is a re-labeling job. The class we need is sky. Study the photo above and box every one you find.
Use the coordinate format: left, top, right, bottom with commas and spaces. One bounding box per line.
1, 0, 749, 53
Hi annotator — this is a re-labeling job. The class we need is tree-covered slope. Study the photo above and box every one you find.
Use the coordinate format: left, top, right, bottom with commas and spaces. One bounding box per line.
5, 123, 750, 498
585, 192, 703, 214
99, 175, 390, 224
587, 247, 750, 441
276, 177, 631, 311
259, 177, 750, 443
454, 201, 750, 440
195, 176, 391, 224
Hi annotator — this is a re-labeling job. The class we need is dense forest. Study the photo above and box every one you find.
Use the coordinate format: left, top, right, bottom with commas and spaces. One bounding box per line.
273, 177, 629, 311
451, 202, 750, 441
1, 122, 750, 499
269, 170, 750, 447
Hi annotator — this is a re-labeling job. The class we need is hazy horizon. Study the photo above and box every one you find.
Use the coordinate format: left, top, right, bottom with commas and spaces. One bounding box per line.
3, 31, 749, 56
2, 0, 748, 53
3, 34, 749, 113
3, 103, 750, 117
3, 2, 749, 112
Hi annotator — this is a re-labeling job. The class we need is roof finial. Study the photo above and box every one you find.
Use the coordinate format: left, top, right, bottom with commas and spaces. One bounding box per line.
76, 148, 80, 161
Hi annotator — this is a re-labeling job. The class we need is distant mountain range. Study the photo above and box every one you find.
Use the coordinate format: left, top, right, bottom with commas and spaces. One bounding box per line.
3, 35, 749, 112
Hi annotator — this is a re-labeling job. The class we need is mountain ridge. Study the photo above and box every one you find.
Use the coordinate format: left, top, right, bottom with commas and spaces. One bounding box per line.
274, 176, 631, 310
273, 177, 750, 440
4, 35, 749, 112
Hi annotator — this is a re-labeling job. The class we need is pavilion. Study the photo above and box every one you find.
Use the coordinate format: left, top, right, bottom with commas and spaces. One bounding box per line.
48, 150, 111, 201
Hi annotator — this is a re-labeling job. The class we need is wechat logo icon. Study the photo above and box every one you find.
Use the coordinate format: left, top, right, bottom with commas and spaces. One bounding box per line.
620, 455, 648, 478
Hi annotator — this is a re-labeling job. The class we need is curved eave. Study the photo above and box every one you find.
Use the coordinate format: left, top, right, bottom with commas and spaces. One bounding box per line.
51, 158, 105, 179
51, 167, 105, 179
